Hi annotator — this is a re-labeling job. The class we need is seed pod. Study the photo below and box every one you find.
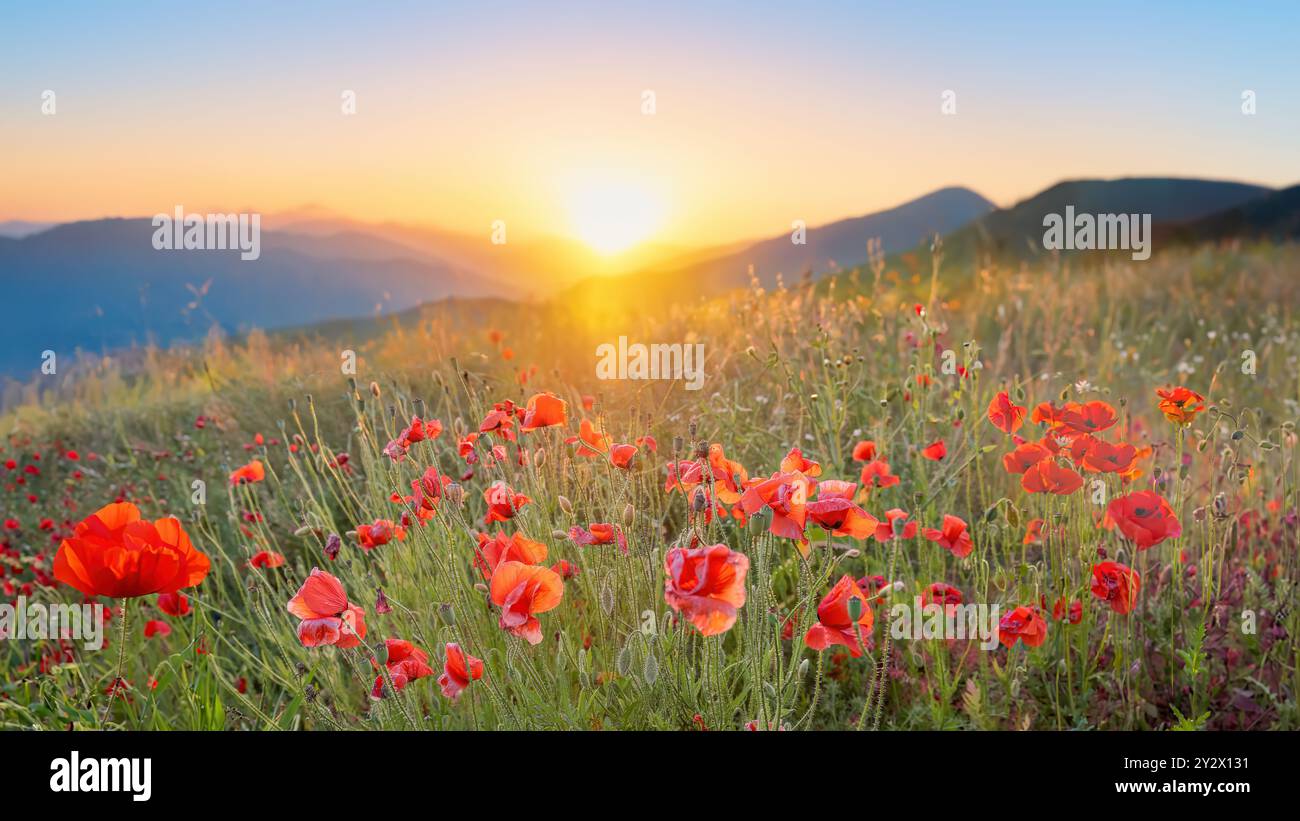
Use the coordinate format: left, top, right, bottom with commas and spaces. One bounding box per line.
558, 495, 574, 515
622, 503, 635, 527
847, 596, 863, 621
445, 483, 466, 507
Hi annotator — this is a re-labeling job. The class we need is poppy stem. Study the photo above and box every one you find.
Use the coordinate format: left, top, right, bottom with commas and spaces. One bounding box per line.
100, 597, 129, 728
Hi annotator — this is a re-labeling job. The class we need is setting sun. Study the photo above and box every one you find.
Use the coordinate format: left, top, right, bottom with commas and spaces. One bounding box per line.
562, 175, 667, 255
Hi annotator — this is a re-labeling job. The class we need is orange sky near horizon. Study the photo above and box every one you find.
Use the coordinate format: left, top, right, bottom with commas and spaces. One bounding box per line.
4, 3, 1298, 252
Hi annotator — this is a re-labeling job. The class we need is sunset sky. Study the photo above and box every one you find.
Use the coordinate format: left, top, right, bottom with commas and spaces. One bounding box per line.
3, 0, 1299, 251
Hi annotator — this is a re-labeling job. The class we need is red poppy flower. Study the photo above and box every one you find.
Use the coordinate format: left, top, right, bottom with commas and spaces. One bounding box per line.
286, 568, 367, 648
1021, 459, 1083, 495
921, 582, 963, 608
411, 466, 452, 513
921, 514, 974, 558
489, 561, 564, 645
1079, 438, 1138, 474
356, 518, 405, 550
739, 471, 811, 548
920, 440, 947, 461
998, 605, 1047, 648
1156, 386, 1205, 426
859, 459, 900, 489
816, 479, 857, 501
610, 443, 638, 469
987, 391, 1027, 434
1056, 401, 1118, 437
483, 481, 531, 524
229, 460, 265, 485
248, 550, 286, 569
383, 416, 443, 461
851, 440, 877, 462
438, 642, 484, 700
779, 447, 822, 477
566, 418, 610, 457
370, 638, 434, 699
520, 392, 568, 432
473, 530, 548, 579
1091, 561, 1140, 614
550, 559, 580, 580
158, 591, 191, 616
1002, 442, 1052, 474
53, 502, 211, 598
1104, 491, 1181, 549
805, 497, 878, 540
143, 620, 171, 638
568, 523, 628, 554
873, 508, 917, 542
706, 444, 749, 504
479, 400, 519, 442
663, 543, 748, 636
804, 575, 874, 657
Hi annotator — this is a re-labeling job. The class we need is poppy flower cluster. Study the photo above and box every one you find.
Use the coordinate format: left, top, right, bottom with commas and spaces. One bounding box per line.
997, 395, 1148, 495
369, 638, 434, 698
383, 415, 443, 462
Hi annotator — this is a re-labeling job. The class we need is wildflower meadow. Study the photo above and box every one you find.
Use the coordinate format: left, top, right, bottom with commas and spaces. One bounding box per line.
3, 243, 1295, 733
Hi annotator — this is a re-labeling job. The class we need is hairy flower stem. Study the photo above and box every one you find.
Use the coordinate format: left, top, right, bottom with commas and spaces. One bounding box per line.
100, 597, 129, 728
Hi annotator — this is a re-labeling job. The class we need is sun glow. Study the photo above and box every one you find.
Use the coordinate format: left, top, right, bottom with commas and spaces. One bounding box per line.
563, 175, 668, 255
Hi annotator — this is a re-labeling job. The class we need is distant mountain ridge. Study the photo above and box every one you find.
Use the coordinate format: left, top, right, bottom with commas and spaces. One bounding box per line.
939, 177, 1273, 261
560, 186, 997, 309
0, 217, 507, 375
5, 177, 1300, 378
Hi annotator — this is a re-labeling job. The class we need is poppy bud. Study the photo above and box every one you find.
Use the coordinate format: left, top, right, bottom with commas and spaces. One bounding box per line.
375, 588, 392, 614
370, 381, 381, 397
533, 447, 546, 467
293, 524, 313, 536
552, 530, 568, 540
558, 495, 574, 515
324, 533, 342, 561
797, 658, 809, 677
622, 503, 634, 527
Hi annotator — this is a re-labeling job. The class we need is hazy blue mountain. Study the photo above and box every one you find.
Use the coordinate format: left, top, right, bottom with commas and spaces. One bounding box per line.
0, 218, 508, 375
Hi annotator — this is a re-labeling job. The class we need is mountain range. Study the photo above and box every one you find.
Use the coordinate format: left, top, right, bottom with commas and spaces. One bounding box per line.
1, 176, 1296, 376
